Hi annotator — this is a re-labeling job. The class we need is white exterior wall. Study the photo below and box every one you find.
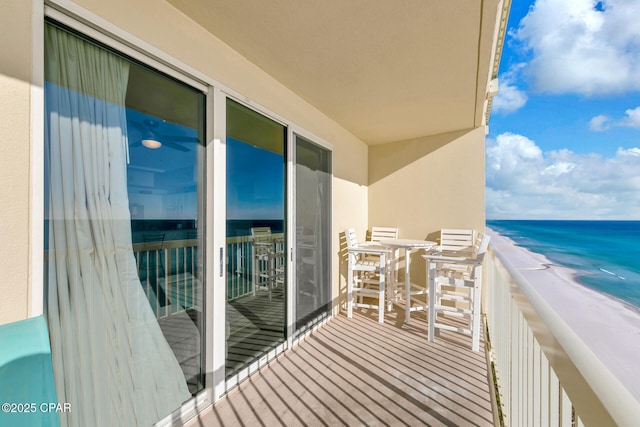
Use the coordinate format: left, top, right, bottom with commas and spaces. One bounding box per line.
368, 127, 487, 285
0, 0, 34, 324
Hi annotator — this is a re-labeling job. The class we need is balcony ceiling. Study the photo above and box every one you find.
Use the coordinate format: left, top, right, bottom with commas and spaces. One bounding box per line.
166, 0, 505, 145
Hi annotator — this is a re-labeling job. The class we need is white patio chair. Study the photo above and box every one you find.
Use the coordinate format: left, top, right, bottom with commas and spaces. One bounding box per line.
434, 229, 476, 303
367, 227, 401, 310
251, 227, 285, 301
345, 228, 392, 323
424, 232, 491, 352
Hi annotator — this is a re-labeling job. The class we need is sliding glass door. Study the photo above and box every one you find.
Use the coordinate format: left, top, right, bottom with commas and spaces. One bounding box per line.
44, 11, 334, 419
294, 135, 332, 334
225, 99, 287, 379
44, 21, 205, 426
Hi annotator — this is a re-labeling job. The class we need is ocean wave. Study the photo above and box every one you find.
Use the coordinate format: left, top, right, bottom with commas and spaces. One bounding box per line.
599, 268, 626, 280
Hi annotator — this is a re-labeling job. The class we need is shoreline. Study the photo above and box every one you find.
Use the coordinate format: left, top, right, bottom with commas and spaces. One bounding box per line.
487, 228, 640, 402
489, 227, 640, 316
572, 270, 640, 317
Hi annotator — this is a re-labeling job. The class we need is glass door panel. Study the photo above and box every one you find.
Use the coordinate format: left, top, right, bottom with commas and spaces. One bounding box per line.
294, 135, 332, 334
125, 61, 206, 396
225, 99, 286, 378
43, 21, 205, 426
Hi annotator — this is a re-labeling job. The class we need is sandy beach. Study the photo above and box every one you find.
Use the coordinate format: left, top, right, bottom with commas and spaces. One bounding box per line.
487, 228, 640, 402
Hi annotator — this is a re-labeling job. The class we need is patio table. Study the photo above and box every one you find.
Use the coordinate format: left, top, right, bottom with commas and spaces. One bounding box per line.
379, 239, 437, 324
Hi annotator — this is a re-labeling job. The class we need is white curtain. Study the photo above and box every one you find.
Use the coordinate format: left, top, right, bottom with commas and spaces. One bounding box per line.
44, 25, 190, 427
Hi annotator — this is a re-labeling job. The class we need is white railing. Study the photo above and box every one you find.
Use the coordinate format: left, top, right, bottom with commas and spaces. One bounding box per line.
484, 241, 640, 427
134, 233, 285, 317
133, 239, 199, 319
226, 235, 253, 300
226, 233, 285, 301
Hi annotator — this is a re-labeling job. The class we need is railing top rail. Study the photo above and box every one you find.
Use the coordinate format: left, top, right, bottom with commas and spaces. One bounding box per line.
226, 233, 285, 245
131, 233, 286, 250
132, 239, 198, 251
487, 230, 640, 426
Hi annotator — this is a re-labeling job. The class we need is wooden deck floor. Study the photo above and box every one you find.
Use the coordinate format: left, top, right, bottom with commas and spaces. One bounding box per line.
185, 309, 495, 427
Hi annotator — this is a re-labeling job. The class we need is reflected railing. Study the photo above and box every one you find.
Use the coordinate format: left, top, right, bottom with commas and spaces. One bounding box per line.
484, 243, 640, 426
226, 235, 253, 300
132, 233, 286, 318
226, 233, 285, 301
133, 239, 199, 319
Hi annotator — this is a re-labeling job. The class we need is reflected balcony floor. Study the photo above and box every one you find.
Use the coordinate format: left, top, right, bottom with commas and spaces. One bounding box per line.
226, 286, 286, 377
187, 309, 494, 426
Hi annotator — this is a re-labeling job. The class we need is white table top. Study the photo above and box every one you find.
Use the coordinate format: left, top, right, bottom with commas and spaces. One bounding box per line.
350, 242, 392, 253
379, 238, 437, 249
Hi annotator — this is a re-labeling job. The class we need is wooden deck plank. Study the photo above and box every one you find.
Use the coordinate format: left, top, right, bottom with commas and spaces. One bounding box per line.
186, 309, 494, 427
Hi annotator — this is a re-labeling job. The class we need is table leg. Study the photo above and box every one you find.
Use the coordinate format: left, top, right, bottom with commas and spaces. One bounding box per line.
405, 248, 412, 324
347, 253, 353, 318
428, 260, 435, 342
378, 252, 385, 324
387, 251, 395, 312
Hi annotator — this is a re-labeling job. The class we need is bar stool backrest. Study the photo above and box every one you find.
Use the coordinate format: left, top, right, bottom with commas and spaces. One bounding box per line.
369, 226, 398, 242
439, 229, 475, 255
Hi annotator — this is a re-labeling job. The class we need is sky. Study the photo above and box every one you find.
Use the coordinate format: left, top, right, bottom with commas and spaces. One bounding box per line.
226, 137, 284, 220
487, 0, 640, 220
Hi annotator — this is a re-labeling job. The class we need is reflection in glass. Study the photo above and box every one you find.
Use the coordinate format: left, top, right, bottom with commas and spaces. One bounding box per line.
126, 63, 206, 397
44, 22, 204, 427
295, 136, 332, 334
225, 99, 286, 378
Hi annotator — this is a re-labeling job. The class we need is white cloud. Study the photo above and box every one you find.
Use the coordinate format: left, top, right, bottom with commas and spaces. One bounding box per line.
487, 132, 640, 219
515, 0, 640, 95
589, 114, 611, 131
617, 147, 640, 157
589, 106, 640, 130
492, 64, 528, 114
621, 107, 640, 129
542, 161, 576, 176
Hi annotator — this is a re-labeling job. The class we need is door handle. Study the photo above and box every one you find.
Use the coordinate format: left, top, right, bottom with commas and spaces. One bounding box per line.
220, 247, 223, 277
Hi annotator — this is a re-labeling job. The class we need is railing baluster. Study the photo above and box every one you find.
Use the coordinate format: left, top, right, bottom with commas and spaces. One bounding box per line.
533, 337, 541, 427
232, 242, 238, 299
549, 369, 560, 427
181, 246, 186, 310
528, 326, 534, 426
540, 346, 550, 427
190, 246, 195, 308
155, 250, 161, 317
560, 388, 571, 427
519, 310, 525, 427
234, 241, 239, 299
165, 249, 170, 317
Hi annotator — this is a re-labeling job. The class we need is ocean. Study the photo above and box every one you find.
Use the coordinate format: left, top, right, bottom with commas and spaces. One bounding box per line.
226, 219, 284, 237
487, 220, 640, 309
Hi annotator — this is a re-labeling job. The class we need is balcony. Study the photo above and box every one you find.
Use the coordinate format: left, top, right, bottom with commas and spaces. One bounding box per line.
186, 309, 495, 427
138, 232, 640, 426
34, 226, 640, 427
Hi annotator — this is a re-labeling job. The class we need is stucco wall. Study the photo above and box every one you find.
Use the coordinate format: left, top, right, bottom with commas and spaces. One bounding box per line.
368, 127, 486, 283
0, 0, 33, 325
